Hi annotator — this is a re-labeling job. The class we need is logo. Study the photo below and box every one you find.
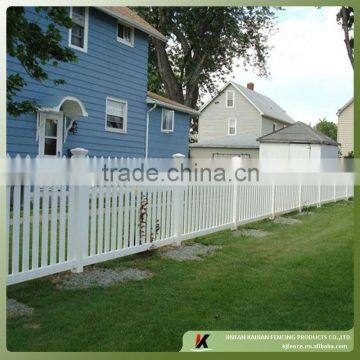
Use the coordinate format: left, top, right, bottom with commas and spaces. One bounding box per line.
190, 333, 212, 351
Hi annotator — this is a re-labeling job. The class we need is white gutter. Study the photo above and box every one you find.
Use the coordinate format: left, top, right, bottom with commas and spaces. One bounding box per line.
145, 103, 157, 158
146, 97, 199, 116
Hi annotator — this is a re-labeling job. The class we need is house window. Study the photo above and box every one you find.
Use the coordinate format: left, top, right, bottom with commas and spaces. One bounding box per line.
105, 97, 127, 133
161, 109, 174, 132
117, 22, 134, 46
273, 123, 276, 132
226, 90, 235, 108
69, 7, 89, 52
228, 118, 237, 135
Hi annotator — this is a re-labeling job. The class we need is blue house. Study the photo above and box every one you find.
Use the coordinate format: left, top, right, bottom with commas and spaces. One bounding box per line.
7, 7, 197, 158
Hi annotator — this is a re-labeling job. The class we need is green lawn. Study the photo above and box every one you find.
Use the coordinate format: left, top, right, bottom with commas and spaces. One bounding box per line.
7, 200, 353, 352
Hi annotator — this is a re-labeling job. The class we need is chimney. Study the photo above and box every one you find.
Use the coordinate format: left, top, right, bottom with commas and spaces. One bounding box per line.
247, 82, 254, 91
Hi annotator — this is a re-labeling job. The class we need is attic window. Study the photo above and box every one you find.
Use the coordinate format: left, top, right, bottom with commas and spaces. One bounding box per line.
117, 22, 134, 46
226, 90, 235, 108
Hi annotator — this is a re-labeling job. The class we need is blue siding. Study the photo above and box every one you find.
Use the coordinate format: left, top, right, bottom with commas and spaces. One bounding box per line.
7, 7, 149, 157
148, 106, 190, 158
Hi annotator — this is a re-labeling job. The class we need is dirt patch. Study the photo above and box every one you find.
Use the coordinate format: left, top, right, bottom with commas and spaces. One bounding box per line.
160, 243, 222, 261
296, 211, 314, 216
274, 216, 302, 225
58, 267, 153, 289
232, 229, 270, 238
7, 299, 33, 319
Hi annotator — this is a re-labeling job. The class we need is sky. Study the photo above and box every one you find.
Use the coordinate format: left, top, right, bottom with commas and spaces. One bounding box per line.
217, 6, 353, 125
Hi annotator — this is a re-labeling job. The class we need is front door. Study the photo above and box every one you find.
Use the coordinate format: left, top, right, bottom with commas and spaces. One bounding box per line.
38, 112, 63, 156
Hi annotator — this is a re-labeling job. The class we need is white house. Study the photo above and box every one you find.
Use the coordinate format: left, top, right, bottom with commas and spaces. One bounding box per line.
258, 122, 339, 159
337, 98, 354, 157
190, 81, 295, 158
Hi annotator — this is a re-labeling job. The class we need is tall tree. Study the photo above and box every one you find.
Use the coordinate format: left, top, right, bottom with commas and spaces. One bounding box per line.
7, 7, 76, 116
336, 6, 354, 68
134, 7, 279, 109
314, 118, 337, 141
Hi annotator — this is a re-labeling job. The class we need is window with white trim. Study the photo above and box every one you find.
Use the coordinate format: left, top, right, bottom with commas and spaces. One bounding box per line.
228, 118, 237, 135
161, 109, 174, 132
69, 7, 89, 52
226, 90, 235, 108
117, 22, 134, 46
105, 97, 127, 133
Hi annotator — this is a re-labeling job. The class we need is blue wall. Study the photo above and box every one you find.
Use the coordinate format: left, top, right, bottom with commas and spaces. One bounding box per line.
148, 106, 190, 158
7, 7, 149, 157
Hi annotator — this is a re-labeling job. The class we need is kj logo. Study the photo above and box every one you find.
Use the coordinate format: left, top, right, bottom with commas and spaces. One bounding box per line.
191, 333, 212, 351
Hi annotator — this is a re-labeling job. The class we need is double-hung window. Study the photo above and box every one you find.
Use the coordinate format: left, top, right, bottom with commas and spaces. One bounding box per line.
161, 109, 174, 133
228, 118, 237, 135
117, 22, 134, 46
69, 7, 89, 52
226, 90, 235, 108
105, 97, 127, 133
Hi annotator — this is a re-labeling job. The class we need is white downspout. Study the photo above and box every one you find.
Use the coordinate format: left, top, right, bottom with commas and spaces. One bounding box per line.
145, 103, 157, 158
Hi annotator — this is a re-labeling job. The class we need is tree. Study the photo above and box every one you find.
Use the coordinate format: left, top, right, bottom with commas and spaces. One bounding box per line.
336, 6, 354, 68
7, 7, 76, 116
314, 118, 337, 141
133, 7, 279, 109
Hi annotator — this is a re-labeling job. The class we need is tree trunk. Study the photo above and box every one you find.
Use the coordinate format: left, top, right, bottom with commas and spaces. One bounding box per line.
340, 7, 354, 69
152, 39, 184, 103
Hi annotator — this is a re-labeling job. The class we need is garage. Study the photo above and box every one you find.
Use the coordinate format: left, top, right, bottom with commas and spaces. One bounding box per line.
258, 122, 339, 159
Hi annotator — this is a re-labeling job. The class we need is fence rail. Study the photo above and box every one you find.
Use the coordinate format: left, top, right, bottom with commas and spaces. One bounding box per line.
6, 158, 354, 285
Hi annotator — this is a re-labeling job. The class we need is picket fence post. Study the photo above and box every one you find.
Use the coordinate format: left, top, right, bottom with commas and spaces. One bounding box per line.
271, 183, 276, 219
172, 153, 185, 245
318, 182, 322, 207
298, 182, 302, 212
231, 182, 238, 230
333, 179, 337, 202
70, 148, 90, 273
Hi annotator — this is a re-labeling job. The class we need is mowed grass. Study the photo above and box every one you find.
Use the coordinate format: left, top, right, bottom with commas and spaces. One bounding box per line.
7, 200, 353, 352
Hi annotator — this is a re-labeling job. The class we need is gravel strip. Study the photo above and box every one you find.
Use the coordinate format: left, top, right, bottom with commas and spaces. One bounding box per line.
7, 299, 33, 319
274, 216, 302, 225
58, 267, 153, 289
160, 243, 222, 261
232, 229, 270, 238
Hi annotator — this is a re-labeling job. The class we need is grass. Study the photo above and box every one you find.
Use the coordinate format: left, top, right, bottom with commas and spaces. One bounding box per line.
7, 200, 353, 352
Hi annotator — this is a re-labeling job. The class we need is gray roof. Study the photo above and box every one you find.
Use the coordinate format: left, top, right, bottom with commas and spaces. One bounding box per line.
190, 133, 259, 149
257, 122, 339, 146
231, 82, 295, 125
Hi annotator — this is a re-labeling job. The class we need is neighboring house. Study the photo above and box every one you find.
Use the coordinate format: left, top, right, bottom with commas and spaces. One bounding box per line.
258, 122, 339, 159
190, 81, 294, 158
337, 98, 354, 157
7, 7, 196, 158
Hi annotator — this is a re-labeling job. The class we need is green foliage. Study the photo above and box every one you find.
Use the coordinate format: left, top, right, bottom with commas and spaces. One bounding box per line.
314, 118, 338, 141
134, 7, 279, 108
7, 7, 77, 116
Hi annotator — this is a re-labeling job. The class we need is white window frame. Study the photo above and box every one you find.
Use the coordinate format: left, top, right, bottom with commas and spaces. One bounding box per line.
161, 109, 175, 133
38, 112, 64, 157
117, 21, 134, 47
226, 90, 235, 108
69, 7, 89, 53
105, 96, 128, 134
228, 117, 237, 136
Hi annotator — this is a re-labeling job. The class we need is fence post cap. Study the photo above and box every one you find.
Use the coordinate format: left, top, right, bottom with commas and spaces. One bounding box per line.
172, 153, 185, 158
71, 148, 89, 158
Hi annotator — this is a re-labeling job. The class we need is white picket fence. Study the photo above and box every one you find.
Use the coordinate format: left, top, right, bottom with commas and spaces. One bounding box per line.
6, 158, 353, 285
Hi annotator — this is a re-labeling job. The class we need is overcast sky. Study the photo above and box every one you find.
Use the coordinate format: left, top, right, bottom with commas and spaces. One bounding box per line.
220, 6, 353, 125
